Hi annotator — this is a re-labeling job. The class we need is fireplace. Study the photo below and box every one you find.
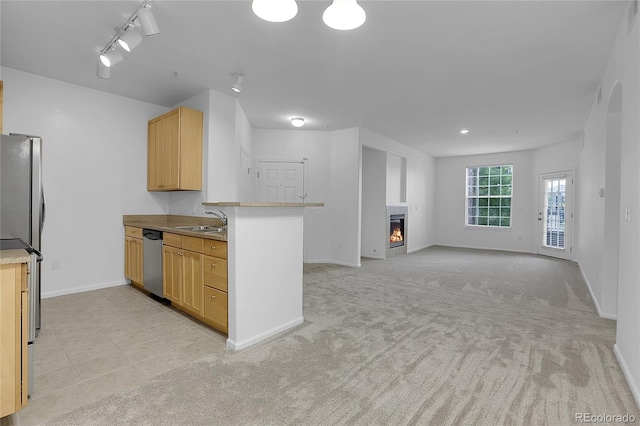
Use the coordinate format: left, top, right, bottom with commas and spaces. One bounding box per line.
386, 206, 408, 258
389, 214, 405, 249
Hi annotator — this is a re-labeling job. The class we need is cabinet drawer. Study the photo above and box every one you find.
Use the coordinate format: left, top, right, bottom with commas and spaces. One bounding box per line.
125, 226, 143, 239
182, 236, 204, 253
203, 240, 227, 259
164, 232, 182, 248
204, 256, 227, 292
204, 287, 228, 333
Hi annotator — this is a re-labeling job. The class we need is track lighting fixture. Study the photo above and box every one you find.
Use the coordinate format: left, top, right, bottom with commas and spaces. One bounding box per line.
251, 0, 366, 30
232, 73, 244, 93
95, 0, 160, 79
252, 0, 298, 23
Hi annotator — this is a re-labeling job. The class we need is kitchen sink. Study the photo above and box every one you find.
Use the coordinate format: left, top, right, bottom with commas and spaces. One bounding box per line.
173, 225, 226, 233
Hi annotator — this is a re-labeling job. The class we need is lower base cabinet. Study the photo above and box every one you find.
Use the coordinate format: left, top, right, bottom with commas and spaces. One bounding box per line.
0, 262, 28, 417
162, 233, 227, 334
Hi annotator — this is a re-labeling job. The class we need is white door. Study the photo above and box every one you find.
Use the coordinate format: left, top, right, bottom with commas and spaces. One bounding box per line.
538, 171, 573, 260
256, 161, 305, 203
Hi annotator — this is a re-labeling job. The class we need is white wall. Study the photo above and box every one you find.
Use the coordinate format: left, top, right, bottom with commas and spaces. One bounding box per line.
329, 127, 361, 266
386, 153, 406, 204
2, 67, 168, 297
359, 127, 435, 253
235, 101, 253, 202
435, 151, 535, 253
361, 146, 387, 259
578, 5, 640, 406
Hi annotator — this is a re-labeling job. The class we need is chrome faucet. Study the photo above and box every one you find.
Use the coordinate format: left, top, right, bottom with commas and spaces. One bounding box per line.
205, 209, 227, 228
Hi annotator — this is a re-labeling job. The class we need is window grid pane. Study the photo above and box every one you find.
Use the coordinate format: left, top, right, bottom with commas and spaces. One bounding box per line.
466, 164, 513, 228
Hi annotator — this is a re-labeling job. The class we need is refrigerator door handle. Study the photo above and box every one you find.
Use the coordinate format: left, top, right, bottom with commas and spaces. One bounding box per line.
40, 186, 46, 233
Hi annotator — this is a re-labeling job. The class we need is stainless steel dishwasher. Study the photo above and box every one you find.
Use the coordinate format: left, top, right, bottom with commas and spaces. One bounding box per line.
142, 229, 163, 298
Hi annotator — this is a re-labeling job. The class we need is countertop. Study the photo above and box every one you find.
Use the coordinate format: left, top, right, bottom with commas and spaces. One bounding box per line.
202, 202, 324, 207
123, 215, 227, 241
0, 249, 31, 265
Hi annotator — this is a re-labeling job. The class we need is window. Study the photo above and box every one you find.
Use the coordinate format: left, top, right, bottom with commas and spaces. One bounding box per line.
466, 165, 513, 227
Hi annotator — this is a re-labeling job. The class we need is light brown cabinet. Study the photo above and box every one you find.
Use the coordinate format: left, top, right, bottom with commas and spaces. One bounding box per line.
124, 226, 143, 288
147, 106, 203, 191
0, 261, 28, 417
162, 233, 227, 333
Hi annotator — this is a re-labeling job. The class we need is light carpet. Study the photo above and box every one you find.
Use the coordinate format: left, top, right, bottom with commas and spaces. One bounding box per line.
47, 246, 639, 425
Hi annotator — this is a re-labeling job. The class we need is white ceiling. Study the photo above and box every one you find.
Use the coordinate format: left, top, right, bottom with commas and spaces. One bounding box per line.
0, 1, 627, 157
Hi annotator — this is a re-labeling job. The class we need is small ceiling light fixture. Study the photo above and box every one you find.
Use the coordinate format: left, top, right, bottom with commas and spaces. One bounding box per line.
460, 129, 470, 135
95, 0, 160, 79
323, 0, 366, 31
252, 0, 298, 23
291, 117, 305, 128
232, 73, 244, 93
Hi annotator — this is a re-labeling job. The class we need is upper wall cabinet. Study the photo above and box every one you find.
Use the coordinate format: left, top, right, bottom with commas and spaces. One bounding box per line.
148, 106, 203, 191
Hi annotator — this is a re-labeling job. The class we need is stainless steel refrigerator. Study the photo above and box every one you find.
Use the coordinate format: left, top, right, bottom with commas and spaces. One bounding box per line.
0, 134, 45, 395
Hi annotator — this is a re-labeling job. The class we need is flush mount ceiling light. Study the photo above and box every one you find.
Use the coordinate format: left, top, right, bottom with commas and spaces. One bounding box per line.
252, 0, 298, 23
96, 0, 160, 79
232, 73, 244, 93
323, 0, 366, 31
460, 129, 470, 134
291, 117, 305, 127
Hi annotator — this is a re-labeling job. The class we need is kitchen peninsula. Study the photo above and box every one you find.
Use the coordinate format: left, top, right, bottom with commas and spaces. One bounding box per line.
202, 202, 323, 350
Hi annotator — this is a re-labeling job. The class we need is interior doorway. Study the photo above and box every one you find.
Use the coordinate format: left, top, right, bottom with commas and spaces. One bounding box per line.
538, 171, 573, 260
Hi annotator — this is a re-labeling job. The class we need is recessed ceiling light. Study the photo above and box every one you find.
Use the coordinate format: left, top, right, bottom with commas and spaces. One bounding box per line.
460, 129, 470, 135
291, 117, 305, 127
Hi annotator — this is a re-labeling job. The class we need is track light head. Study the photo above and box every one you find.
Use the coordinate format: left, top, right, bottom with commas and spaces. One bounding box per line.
96, 59, 110, 79
117, 28, 143, 52
137, 4, 160, 36
232, 73, 244, 93
99, 48, 123, 67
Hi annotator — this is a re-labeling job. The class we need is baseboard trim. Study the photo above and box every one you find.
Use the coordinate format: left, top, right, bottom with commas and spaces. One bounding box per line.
304, 259, 361, 268
407, 243, 433, 253
577, 261, 617, 320
227, 316, 304, 351
42, 280, 128, 299
614, 344, 640, 409
433, 243, 535, 255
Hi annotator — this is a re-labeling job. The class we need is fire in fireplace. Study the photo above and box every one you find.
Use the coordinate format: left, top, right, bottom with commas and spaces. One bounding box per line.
389, 214, 405, 249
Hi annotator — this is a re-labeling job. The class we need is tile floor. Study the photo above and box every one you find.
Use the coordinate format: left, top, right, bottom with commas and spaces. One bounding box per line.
1, 284, 227, 426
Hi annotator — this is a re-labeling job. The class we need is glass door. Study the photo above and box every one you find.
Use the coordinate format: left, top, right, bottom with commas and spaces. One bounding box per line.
538, 171, 573, 260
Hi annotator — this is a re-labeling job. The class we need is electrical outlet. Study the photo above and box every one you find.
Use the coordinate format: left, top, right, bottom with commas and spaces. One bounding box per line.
52, 260, 61, 270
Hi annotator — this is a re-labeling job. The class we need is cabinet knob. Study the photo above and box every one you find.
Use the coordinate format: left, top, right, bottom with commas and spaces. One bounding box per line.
210, 264, 216, 268
210, 246, 216, 250
178, 252, 184, 256
210, 295, 216, 300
